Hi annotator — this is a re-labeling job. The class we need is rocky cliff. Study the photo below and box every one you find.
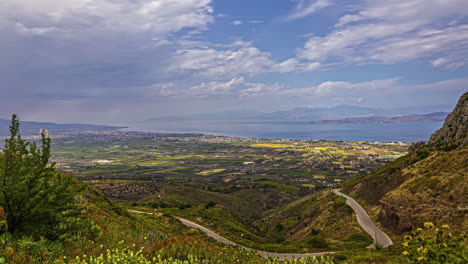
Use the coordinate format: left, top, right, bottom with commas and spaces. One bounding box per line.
429, 91, 468, 147
344, 91, 468, 234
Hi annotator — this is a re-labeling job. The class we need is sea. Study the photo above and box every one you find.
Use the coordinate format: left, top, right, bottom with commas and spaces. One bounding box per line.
124, 121, 444, 142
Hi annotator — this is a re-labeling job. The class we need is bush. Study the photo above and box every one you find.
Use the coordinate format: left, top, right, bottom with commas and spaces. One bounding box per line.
204, 201, 216, 209
0, 115, 82, 239
307, 236, 329, 249
402, 222, 467, 263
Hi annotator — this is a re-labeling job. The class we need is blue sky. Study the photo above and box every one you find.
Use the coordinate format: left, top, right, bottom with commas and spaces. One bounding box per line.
1, 0, 467, 123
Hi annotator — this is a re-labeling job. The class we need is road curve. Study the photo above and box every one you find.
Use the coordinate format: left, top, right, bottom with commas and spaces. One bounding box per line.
332, 189, 393, 248
129, 210, 336, 260
129, 189, 392, 259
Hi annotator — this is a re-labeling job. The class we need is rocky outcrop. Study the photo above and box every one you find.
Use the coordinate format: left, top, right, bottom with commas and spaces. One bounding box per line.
429, 91, 468, 148
345, 92, 468, 234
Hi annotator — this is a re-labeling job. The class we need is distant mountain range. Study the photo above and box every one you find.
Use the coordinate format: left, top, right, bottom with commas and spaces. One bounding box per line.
0, 119, 126, 137
307, 112, 449, 124
148, 104, 455, 122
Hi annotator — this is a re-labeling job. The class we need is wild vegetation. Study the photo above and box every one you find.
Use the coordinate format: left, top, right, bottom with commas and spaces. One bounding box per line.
1, 91, 466, 264
402, 222, 467, 264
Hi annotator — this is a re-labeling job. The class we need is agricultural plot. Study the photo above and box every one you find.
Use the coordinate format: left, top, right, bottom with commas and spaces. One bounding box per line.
50, 131, 409, 199
47, 131, 411, 252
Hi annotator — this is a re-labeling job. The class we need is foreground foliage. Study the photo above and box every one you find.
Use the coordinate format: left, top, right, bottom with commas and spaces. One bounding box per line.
74, 245, 336, 264
402, 222, 467, 263
0, 115, 82, 239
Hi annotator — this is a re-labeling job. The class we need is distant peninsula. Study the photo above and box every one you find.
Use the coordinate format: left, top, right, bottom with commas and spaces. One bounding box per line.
0, 118, 127, 137
305, 112, 448, 124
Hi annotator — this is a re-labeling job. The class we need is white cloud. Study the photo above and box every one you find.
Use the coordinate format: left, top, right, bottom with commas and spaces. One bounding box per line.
299, 0, 468, 69
0, 0, 214, 37
158, 77, 285, 98
287, 0, 333, 20
231, 20, 243, 25
431, 57, 467, 70
166, 41, 320, 80
0, 0, 216, 93
314, 78, 400, 96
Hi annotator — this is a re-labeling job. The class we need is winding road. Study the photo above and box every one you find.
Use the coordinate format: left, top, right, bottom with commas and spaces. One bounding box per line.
332, 189, 393, 248
129, 189, 393, 260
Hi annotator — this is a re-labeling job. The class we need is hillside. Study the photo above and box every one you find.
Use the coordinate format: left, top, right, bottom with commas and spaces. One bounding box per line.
0, 173, 282, 263
343, 91, 468, 233
256, 190, 373, 250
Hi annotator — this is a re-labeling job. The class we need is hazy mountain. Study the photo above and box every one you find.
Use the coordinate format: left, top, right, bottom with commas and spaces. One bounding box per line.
0, 119, 126, 137
307, 112, 449, 124
147, 105, 454, 122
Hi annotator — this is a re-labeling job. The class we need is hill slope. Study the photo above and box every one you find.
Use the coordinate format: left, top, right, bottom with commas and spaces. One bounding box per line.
343, 91, 468, 233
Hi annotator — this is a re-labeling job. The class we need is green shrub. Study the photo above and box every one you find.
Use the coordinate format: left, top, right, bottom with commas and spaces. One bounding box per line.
307, 236, 329, 249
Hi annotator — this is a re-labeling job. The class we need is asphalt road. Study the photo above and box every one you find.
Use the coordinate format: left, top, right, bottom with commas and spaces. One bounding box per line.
332, 189, 393, 248
129, 189, 393, 259
129, 210, 335, 260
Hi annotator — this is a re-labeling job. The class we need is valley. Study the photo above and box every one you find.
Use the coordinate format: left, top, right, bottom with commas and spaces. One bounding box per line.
47, 131, 409, 252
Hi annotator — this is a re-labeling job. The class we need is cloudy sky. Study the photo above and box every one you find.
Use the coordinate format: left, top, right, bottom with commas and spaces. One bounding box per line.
1, 0, 467, 123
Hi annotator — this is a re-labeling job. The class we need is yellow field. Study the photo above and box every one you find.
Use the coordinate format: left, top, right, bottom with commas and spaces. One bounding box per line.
198, 169, 226, 175
254, 143, 290, 148
313, 175, 326, 179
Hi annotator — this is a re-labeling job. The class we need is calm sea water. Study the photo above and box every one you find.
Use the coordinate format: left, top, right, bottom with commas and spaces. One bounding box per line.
124, 121, 444, 142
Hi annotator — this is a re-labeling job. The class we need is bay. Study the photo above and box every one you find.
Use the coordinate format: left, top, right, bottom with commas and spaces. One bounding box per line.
124, 121, 444, 142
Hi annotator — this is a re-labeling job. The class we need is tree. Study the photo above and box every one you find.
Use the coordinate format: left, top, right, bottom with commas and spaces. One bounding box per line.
0, 114, 81, 239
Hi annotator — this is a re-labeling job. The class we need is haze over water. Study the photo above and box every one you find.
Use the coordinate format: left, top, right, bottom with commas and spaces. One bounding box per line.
125, 121, 444, 142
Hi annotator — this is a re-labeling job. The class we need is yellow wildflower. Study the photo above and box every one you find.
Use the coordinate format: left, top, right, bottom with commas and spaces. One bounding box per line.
417, 256, 425, 261
402, 251, 409, 256
403, 242, 409, 247
424, 222, 434, 229
441, 224, 449, 229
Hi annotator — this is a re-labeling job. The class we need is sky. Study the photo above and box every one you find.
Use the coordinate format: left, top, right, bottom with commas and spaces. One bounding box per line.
1, 0, 467, 123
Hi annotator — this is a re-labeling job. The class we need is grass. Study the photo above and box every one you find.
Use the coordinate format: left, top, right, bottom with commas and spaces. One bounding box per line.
198, 169, 226, 175
256, 181, 299, 194
254, 143, 291, 148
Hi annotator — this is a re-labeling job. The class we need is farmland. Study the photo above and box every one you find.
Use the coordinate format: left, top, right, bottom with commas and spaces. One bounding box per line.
50, 131, 409, 201
45, 131, 411, 252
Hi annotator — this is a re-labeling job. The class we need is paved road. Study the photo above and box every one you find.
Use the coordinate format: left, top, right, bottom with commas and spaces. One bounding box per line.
129, 210, 335, 260
129, 189, 392, 259
332, 189, 393, 248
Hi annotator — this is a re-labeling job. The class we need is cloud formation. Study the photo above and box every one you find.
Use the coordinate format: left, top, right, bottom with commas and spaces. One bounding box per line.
0, 0, 467, 123
287, 0, 333, 20
299, 0, 468, 69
